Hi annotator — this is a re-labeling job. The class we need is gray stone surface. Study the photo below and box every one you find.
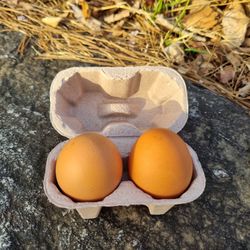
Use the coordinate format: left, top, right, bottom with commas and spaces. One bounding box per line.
0, 31, 249, 250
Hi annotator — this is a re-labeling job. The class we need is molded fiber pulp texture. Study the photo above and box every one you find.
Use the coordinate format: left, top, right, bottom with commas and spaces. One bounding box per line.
44, 66, 206, 219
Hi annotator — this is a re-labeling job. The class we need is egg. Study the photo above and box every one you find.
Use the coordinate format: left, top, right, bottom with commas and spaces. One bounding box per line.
55, 133, 123, 201
128, 128, 193, 198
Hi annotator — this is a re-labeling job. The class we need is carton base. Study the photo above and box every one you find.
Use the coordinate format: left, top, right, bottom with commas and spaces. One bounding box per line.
77, 207, 102, 219
75, 204, 174, 219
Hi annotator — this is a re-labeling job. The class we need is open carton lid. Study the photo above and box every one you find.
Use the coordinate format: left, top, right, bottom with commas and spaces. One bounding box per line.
50, 66, 188, 144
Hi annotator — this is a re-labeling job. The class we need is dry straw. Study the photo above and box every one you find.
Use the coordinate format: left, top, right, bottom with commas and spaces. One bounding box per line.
0, 0, 249, 109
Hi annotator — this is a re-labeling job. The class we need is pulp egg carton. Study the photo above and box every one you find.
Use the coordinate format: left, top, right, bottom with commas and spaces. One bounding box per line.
44, 66, 206, 219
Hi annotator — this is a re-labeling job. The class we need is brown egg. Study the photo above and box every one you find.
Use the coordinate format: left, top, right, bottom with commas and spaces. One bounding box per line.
56, 133, 123, 201
129, 128, 193, 198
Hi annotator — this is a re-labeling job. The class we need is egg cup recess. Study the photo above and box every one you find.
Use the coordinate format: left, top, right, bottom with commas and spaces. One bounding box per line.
45, 66, 206, 219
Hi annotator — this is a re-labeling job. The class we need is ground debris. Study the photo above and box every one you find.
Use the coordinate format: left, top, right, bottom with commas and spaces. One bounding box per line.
164, 42, 184, 64
222, 3, 249, 48
41, 17, 63, 28
219, 65, 235, 84
184, 5, 218, 30
104, 10, 130, 24
0, 0, 249, 109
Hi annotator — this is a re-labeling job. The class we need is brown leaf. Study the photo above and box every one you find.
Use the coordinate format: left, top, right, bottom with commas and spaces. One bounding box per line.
219, 65, 235, 84
247, 28, 250, 37
222, 3, 249, 48
243, 38, 250, 47
109, 20, 126, 37
117, 19, 126, 27
17, 15, 27, 21
104, 10, 130, 24
111, 30, 127, 37
244, 3, 250, 16
42, 17, 62, 28
177, 66, 189, 75
86, 18, 101, 30
156, 15, 206, 42
189, 54, 214, 75
19, 2, 33, 10
238, 81, 250, 98
71, 3, 101, 30
71, 3, 83, 21
199, 62, 214, 75
144, 0, 155, 8
189, 0, 209, 14
79, 0, 90, 19
226, 52, 241, 69
133, 0, 141, 9
186, 55, 202, 75
184, 5, 218, 30
164, 43, 184, 64
246, 59, 250, 71
60, 12, 70, 19
92, 7, 101, 18
8, 0, 19, 7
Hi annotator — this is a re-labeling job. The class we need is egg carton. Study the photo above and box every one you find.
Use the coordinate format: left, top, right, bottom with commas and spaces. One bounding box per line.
44, 66, 206, 219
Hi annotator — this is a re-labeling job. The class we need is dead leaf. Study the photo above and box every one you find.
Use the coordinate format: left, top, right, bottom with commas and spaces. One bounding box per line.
164, 43, 184, 64
247, 28, 250, 37
189, 0, 209, 14
91, 8, 101, 18
114, 0, 127, 3
79, 0, 90, 19
109, 20, 127, 37
104, 10, 130, 24
144, 0, 155, 8
199, 62, 214, 75
246, 59, 250, 71
184, 5, 218, 30
42, 17, 62, 28
189, 54, 214, 75
112, 30, 123, 37
243, 38, 250, 47
222, 3, 249, 47
60, 12, 70, 18
219, 65, 235, 84
19, 2, 33, 10
17, 15, 27, 21
86, 18, 101, 30
8, 0, 19, 7
191, 54, 204, 71
177, 66, 189, 75
114, 20, 125, 28
244, 3, 250, 16
71, 3, 83, 21
131, 30, 139, 36
156, 15, 206, 42
70, 3, 101, 30
133, 0, 141, 9
226, 52, 241, 69
112, 30, 127, 37
238, 81, 250, 97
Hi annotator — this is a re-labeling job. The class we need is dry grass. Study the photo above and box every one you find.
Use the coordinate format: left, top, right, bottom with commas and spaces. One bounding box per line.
0, 0, 249, 109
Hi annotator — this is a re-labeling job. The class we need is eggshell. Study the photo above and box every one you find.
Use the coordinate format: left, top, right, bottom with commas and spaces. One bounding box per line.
128, 128, 193, 198
56, 133, 123, 201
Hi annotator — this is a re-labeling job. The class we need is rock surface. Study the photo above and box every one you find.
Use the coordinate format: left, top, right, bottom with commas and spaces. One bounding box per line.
0, 31, 249, 249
